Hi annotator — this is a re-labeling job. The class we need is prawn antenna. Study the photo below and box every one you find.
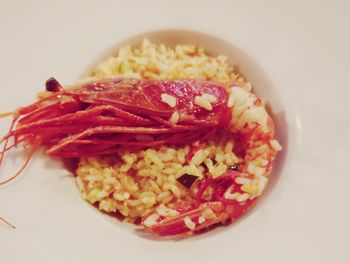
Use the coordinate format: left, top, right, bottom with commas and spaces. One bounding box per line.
0, 113, 18, 166
0, 215, 16, 229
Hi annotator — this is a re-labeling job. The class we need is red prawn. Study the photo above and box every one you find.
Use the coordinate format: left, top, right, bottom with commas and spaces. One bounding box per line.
0, 78, 230, 184
0, 77, 279, 236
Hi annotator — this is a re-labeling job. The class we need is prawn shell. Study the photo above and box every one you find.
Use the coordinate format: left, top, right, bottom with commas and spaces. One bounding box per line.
68, 78, 230, 123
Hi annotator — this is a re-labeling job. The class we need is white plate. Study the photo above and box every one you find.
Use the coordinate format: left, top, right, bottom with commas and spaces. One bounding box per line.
0, 1, 349, 263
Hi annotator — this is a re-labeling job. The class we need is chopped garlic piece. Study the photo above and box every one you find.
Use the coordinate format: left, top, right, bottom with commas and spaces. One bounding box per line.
224, 191, 238, 200
169, 111, 179, 124
202, 208, 216, 220
198, 216, 206, 224
227, 93, 235, 107
156, 204, 180, 217
269, 139, 283, 151
161, 93, 177, 108
184, 216, 196, 230
247, 162, 265, 178
202, 93, 217, 103
235, 177, 252, 185
194, 93, 217, 110
143, 214, 160, 227
257, 175, 268, 195
236, 193, 250, 202
241, 184, 259, 195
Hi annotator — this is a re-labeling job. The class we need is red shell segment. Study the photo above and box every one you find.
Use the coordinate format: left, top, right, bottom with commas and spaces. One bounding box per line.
70, 78, 230, 126
1, 78, 232, 158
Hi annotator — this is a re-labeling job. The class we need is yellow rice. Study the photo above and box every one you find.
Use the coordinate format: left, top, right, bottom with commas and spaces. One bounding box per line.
76, 39, 254, 223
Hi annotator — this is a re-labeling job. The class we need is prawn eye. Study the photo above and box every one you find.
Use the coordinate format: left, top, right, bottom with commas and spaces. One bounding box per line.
45, 77, 63, 92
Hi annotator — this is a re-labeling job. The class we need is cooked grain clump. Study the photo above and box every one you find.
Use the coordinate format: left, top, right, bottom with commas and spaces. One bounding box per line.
76, 39, 251, 223
92, 39, 250, 89
76, 140, 241, 222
